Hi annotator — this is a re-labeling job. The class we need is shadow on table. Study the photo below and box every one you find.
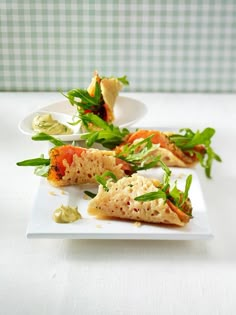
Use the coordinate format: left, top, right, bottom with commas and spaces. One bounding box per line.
59, 172, 236, 265
60, 236, 235, 265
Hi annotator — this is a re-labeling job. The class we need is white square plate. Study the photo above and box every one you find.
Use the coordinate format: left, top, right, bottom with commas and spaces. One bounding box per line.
27, 167, 213, 240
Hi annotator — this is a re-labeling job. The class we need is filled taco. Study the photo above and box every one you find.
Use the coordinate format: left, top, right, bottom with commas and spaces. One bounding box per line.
16, 133, 160, 187
80, 113, 221, 178
88, 172, 193, 227
64, 71, 129, 123
47, 145, 132, 186
116, 129, 203, 167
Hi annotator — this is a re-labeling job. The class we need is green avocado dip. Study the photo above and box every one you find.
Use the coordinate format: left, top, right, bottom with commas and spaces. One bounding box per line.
53, 205, 82, 223
32, 113, 73, 135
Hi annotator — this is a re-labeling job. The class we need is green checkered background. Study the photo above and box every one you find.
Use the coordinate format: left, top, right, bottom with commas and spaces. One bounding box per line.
1, 1, 236, 92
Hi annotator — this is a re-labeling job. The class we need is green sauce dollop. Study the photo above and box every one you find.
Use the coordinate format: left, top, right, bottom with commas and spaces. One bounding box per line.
53, 205, 82, 223
32, 114, 73, 135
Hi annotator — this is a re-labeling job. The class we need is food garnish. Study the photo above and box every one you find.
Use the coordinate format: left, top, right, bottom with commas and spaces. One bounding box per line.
115, 136, 160, 171
84, 191, 97, 199
95, 171, 118, 192
79, 114, 221, 178
16, 154, 50, 177
32, 113, 73, 135
169, 128, 222, 178
92, 161, 193, 218
32, 132, 65, 146
135, 172, 193, 217
16, 133, 160, 185
80, 113, 129, 149
88, 164, 193, 226
61, 72, 129, 123
53, 205, 82, 223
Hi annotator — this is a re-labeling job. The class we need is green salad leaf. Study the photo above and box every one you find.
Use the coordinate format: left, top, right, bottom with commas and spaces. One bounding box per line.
80, 113, 129, 149
169, 127, 222, 178
61, 81, 102, 109
196, 147, 222, 178
16, 156, 50, 177
116, 136, 160, 171
169, 127, 214, 150
117, 75, 129, 85
16, 157, 50, 166
134, 160, 193, 216
84, 191, 97, 199
61, 74, 128, 119
95, 171, 118, 192
99, 75, 129, 86
32, 132, 65, 147
168, 174, 192, 208
134, 190, 167, 202
181, 174, 192, 206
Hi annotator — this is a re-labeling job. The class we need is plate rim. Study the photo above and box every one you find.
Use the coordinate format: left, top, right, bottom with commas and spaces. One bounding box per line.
18, 96, 148, 141
26, 167, 213, 241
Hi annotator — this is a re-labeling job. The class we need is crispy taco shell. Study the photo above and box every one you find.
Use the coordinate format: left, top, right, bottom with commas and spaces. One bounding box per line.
88, 174, 191, 226
87, 72, 122, 122
121, 129, 202, 167
47, 145, 131, 187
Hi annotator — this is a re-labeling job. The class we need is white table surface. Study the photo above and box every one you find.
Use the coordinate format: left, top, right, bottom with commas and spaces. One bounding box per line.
0, 92, 235, 315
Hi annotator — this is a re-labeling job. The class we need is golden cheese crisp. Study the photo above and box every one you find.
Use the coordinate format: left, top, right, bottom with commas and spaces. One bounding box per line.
88, 174, 192, 227
87, 72, 123, 122
47, 145, 132, 187
115, 129, 203, 168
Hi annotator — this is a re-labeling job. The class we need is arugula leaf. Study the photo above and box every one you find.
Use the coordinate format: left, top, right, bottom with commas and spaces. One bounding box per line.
158, 160, 172, 192
181, 174, 192, 206
169, 174, 192, 208
64, 82, 102, 108
117, 75, 129, 85
196, 147, 222, 178
95, 171, 118, 192
16, 157, 50, 166
169, 182, 181, 205
134, 160, 193, 217
62, 74, 128, 113
116, 136, 160, 171
32, 132, 65, 147
169, 127, 222, 178
80, 113, 129, 149
67, 117, 81, 126
94, 80, 102, 100
84, 191, 97, 199
135, 190, 167, 202
169, 127, 215, 150
16, 156, 50, 177
100, 75, 129, 86
135, 157, 161, 171
80, 112, 109, 130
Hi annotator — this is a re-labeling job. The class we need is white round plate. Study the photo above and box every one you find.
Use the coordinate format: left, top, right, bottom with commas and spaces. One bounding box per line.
18, 96, 147, 141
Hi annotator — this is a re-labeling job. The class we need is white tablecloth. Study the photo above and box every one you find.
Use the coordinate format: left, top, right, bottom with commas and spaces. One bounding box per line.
0, 92, 235, 315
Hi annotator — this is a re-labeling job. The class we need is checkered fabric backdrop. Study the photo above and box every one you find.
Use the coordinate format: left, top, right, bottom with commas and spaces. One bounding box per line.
0, 1, 236, 92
